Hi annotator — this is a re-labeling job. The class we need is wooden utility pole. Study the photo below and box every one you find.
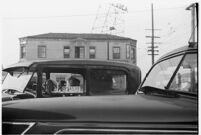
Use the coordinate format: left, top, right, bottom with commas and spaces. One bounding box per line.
145, 3, 160, 65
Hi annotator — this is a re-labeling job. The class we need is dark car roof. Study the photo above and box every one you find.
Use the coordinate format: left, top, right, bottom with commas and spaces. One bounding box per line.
3, 59, 140, 72
157, 45, 197, 63
2, 95, 197, 122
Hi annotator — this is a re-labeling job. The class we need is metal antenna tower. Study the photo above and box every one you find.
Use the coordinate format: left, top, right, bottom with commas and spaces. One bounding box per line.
91, 3, 128, 36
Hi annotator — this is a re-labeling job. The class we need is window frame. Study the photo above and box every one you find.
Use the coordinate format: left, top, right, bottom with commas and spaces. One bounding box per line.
126, 44, 130, 59
75, 46, 85, 58
139, 51, 197, 92
38, 45, 46, 58
130, 46, 135, 60
166, 52, 197, 90
63, 46, 70, 58
20, 45, 26, 59
89, 46, 96, 59
112, 46, 121, 59
89, 68, 128, 95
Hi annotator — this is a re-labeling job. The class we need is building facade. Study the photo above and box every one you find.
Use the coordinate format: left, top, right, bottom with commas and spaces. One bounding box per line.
19, 33, 137, 64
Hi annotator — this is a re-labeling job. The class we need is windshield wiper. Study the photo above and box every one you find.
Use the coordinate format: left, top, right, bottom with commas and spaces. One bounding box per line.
140, 86, 180, 98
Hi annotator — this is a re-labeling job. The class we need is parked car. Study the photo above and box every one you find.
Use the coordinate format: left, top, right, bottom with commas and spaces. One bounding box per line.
2, 44, 197, 134
2, 59, 141, 101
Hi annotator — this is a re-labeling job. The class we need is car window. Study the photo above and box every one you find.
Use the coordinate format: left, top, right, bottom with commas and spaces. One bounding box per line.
90, 69, 127, 95
169, 54, 197, 93
3, 70, 33, 93
42, 72, 85, 97
25, 72, 38, 96
142, 55, 183, 89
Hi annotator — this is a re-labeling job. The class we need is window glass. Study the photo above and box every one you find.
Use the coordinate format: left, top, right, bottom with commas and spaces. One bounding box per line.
20, 46, 26, 58
169, 54, 197, 93
38, 46, 46, 58
75, 47, 85, 58
90, 69, 127, 95
113, 47, 120, 59
25, 72, 38, 96
126, 44, 130, 59
42, 73, 84, 97
142, 55, 183, 89
89, 46, 96, 59
3, 70, 33, 93
131, 47, 135, 59
64, 46, 70, 58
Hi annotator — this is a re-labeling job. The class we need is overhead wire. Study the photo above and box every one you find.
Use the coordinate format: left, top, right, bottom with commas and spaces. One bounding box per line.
3, 6, 187, 20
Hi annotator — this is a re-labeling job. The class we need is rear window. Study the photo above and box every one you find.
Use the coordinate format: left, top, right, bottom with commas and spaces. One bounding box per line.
90, 69, 127, 95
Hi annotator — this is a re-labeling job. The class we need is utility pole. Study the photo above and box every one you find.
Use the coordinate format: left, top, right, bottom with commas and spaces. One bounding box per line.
145, 3, 160, 65
186, 3, 198, 43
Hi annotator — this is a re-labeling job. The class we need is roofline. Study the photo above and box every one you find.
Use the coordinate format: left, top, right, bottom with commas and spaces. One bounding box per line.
19, 33, 137, 42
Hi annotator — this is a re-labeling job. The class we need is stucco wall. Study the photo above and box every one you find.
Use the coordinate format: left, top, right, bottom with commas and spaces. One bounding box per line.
20, 38, 136, 64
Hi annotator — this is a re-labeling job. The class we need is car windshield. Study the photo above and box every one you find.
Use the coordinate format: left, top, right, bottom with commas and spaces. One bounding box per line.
141, 53, 197, 95
2, 68, 33, 93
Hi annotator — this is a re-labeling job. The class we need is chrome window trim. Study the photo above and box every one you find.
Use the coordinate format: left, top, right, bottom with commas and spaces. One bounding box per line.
3, 122, 35, 135
54, 128, 198, 134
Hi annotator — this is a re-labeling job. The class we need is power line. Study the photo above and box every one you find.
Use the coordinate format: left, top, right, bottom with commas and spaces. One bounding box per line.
3, 6, 187, 20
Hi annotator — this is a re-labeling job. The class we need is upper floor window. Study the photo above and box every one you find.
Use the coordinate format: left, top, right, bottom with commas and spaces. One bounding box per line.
113, 47, 120, 59
75, 47, 85, 58
64, 46, 70, 58
126, 44, 130, 59
131, 47, 135, 59
89, 46, 96, 59
20, 46, 26, 58
38, 46, 46, 58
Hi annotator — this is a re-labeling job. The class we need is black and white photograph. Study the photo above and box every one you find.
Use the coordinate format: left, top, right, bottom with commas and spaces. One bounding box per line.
1, 0, 198, 134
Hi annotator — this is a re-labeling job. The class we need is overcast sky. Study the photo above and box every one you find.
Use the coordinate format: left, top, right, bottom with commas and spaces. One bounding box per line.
0, 0, 198, 77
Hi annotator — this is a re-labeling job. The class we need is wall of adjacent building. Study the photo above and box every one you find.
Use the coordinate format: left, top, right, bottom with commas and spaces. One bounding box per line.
19, 38, 136, 64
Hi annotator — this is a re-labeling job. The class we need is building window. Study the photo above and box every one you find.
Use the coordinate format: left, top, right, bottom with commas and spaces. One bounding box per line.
89, 46, 96, 59
113, 47, 120, 59
20, 46, 26, 58
38, 46, 46, 58
75, 47, 85, 58
126, 44, 130, 59
64, 46, 70, 58
131, 47, 136, 64
131, 47, 135, 59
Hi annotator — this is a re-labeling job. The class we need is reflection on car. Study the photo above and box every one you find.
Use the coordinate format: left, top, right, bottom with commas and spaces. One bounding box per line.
2, 44, 198, 134
2, 60, 141, 101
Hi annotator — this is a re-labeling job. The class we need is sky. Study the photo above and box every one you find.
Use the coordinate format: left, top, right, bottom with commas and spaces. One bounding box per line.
0, 0, 198, 77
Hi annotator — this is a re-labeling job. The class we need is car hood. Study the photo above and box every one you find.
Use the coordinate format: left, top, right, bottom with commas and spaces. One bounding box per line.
2, 95, 197, 123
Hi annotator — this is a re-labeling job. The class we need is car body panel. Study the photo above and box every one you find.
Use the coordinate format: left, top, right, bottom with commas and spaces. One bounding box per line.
2, 59, 141, 100
2, 95, 197, 122
2, 45, 198, 134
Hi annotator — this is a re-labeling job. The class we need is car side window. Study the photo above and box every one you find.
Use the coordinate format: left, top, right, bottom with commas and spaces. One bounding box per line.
25, 72, 37, 95
42, 73, 85, 97
169, 53, 197, 93
24, 72, 37, 96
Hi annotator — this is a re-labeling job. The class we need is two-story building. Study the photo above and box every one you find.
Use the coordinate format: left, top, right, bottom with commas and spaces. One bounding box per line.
19, 33, 137, 64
